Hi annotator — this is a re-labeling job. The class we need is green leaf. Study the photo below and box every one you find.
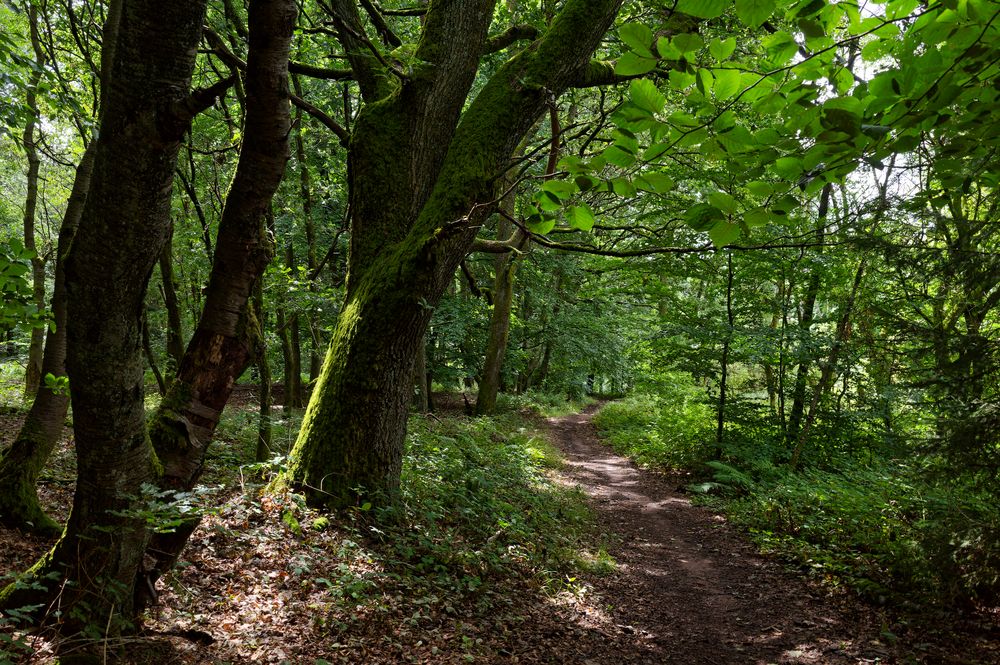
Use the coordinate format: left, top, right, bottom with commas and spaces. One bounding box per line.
567, 205, 596, 231
527, 217, 556, 235
611, 177, 637, 197
603, 145, 636, 168
697, 68, 715, 96
735, 0, 776, 28
833, 67, 854, 94
746, 181, 774, 197
713, 69, 741, 101
630, 79, 665, 114
773, 157, 803, 180
675, 0, 729, 19
709, 37, 737, 60
673, 33, 704, 54
709, 221, 742, 247
743, 207, 772, 227
637, 171, 674, 193
541, 179, 576, 200
685, 202, 724, 232
619, 23, 654, 56
708, 190, 738, 214
615, 51, 657, 76
669, 68, 696, 90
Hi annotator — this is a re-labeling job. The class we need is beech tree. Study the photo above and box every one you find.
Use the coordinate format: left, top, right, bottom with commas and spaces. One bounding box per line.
281, 0, 626, 509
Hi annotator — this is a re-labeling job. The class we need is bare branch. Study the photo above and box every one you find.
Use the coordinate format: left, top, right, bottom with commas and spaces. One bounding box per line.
290, 93, 350, 145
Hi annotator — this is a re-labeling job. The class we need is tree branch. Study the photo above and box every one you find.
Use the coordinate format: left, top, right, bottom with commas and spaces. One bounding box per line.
484, 24, 540, 54
166, 75, 236, 135
290, 93, 350, 145
381, 5, 427, 16
359, 0, 402, 47
570, 59, 646, 87
203, 26, 353, 81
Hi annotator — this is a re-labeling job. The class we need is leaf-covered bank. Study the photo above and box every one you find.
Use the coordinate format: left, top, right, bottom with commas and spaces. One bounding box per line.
1, 395, 614, 663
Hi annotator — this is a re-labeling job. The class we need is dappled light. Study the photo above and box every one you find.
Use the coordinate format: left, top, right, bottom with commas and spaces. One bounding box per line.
2, 0, 1000, 661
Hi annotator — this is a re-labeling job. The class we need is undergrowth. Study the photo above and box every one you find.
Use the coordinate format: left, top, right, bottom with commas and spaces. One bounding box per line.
168, 398, 613, 651
496, 390, 594, 418
593, 391, 1000, 611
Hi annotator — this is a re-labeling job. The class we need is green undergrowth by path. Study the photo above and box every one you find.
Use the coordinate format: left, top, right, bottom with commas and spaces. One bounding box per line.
175, 397, 613, 650
211, 397, 612, 595
593, 394, 1000, 612
495, 389, 595, 418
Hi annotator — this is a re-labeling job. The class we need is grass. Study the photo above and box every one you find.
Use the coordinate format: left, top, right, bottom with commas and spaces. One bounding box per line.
591, 387, 1000, 611
495, 389, 595, 418
207, 396, 612, 607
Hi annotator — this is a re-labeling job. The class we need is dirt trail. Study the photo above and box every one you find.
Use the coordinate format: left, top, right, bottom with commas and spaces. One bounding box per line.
546, 406, 892, 665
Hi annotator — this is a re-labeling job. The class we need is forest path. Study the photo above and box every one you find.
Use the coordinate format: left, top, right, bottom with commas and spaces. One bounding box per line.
545, 404, 890, 665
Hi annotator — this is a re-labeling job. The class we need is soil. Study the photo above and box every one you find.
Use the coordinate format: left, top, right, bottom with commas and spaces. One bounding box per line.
2, 401, 998, 663
544, 405, 999, 665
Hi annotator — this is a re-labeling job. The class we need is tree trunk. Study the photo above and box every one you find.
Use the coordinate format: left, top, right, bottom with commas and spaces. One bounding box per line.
787, 183, 831, 443
284, 0, 625, 509
141, 0, 295, 599
159, 228, 186, 373
0, 142, 94, 535
284, 240, 305, 407
790, 258, 866, 468
292, 75, 324, 382
413, 333, 429, 412
0, 0, 211, 646
715, 253, 734, 458
21, 4, 46, 397
255, 280, 274, 462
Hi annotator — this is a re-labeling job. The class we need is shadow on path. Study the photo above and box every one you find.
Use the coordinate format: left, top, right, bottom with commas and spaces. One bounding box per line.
548, 407, 892, 665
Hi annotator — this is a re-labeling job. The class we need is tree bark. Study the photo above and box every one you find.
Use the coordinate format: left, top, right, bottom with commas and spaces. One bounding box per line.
141, 0, 296, 599
284, 0, 625, 509
159, 228, 186, 372
255, 280, 274, 462
21, 3, 46, 397
0, 0, 212, 645
0, 142, 94, 535
284, 241, 305, 407
715, 253, 734, 458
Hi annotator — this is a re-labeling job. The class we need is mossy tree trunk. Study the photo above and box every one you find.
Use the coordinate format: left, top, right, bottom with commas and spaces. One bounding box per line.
0, 0, 215, 647
0, 142, 94, 535
284, 0, 625, 509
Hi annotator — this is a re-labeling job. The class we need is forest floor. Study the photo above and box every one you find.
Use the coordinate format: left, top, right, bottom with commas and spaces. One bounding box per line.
1, 400, 998, 663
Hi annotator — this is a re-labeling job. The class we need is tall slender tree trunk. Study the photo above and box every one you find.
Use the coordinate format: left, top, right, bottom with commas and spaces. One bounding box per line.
0, 142, 94, 535
21, 4, 46, 397
715, 253, 734, 458
160, 228, 186, 373
292, 75, 324, 382
284, 0, 625, 509
141, 0, 296, 599
255, 280, 274, 462
284, 240, 305, 407
0, 0, 214, 646
787, 183, 832, 443
790, 258, 866, 468
413, 333, 430, 412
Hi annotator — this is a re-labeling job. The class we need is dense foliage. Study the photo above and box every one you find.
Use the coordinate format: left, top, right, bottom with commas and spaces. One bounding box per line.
0, 0, 998, 656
